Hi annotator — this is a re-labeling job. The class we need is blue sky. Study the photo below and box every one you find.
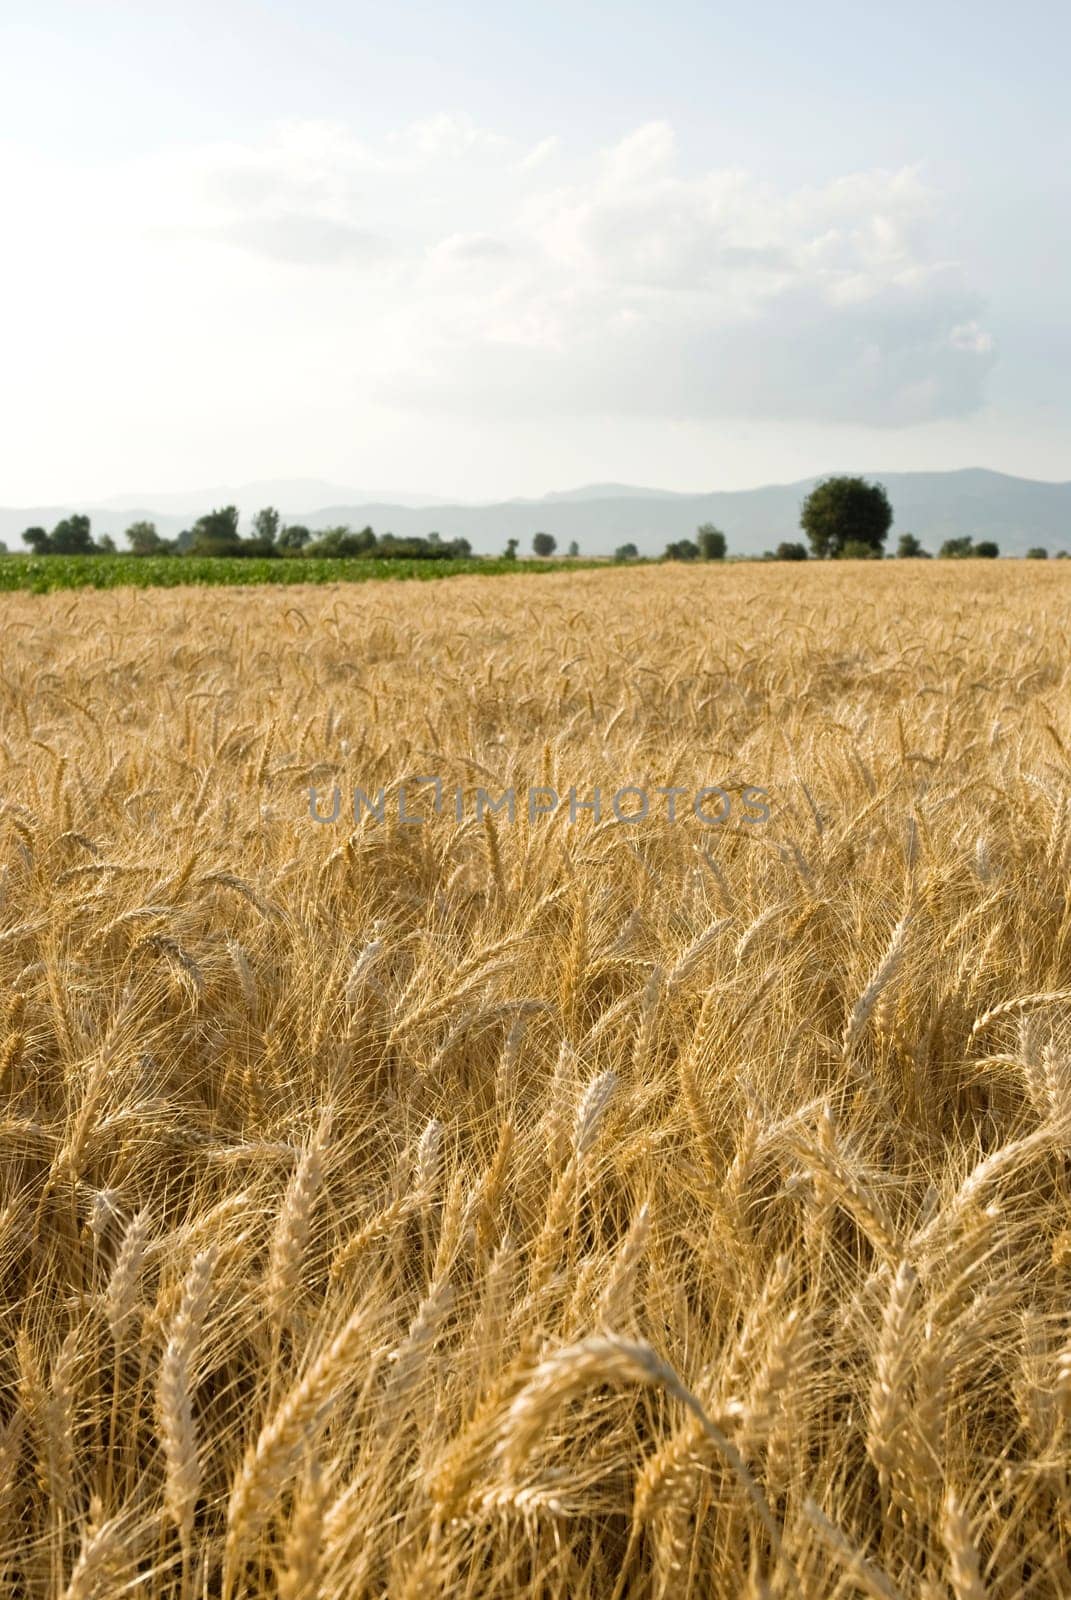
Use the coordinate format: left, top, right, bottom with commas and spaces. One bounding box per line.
1, 1, 1067, 502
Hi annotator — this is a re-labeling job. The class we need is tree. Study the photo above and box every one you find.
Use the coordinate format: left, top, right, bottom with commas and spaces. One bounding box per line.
307, 526, 371, 558
503, 538, 519, 560
897, 533, 926, 558
1026, 546, 1048, 559
664, 539, 699, 561
800, 476, 892, 559
532, 532, 556, 557
126, 519, 165, 555
189, 506, 242, 555
0, 539, 9, 555
975, 540, 999, 559
697, 523, 727, 560
22, 515, 103, 555
277, 524, 311, 551
49, 514, 97, 554
567, 540, 579, 558
939, 536, 975, 558
614, 542, 638, 561
98, 534, 117, 552
774, 541, 808, 561
252, 507, 280, 545
309, 524, 376, 556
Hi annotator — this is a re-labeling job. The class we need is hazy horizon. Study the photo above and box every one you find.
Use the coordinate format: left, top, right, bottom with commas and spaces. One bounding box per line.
6, 465, 1071, 561
6, 463, 1071, 518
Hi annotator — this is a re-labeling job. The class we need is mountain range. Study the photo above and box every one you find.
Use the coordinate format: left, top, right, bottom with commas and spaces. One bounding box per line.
1, 469, 1069, 558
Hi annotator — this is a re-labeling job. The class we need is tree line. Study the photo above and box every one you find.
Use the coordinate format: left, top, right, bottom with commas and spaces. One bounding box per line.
17, 507, 475, 561
656, 478, 1061, 560
523, 483, 1059, 561
8, 479, 1064, 561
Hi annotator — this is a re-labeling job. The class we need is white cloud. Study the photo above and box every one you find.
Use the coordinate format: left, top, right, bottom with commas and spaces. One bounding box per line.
389, 138, 994, 425
1, 118, 995, 435
600, 120, 677, 186
518, 135, 561, 173
387, 113, 509, 163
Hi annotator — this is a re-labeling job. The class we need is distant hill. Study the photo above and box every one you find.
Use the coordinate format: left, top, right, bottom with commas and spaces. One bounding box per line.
538, 483, 693, 503
1, 469, 1069, 557
92, 479, 450, 516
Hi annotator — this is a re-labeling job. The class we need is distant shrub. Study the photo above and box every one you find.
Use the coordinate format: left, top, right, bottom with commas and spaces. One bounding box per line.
939, 536, 976, 558
277, 524, 311, 551
696, 524, 727, 560
301, 526, 470, 560
306, 526, 377, 558
941, 536, 999, 559
838, 540, 883, 559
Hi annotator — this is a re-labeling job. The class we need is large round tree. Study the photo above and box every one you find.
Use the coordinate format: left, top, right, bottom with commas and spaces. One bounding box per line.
800, 476, 893, 558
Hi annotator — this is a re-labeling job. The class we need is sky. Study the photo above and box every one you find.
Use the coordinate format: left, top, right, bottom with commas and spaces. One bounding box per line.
1, 0, 1068, 505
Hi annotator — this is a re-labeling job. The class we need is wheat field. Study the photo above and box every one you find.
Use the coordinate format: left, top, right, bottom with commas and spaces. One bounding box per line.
2, 562, 1071, 1598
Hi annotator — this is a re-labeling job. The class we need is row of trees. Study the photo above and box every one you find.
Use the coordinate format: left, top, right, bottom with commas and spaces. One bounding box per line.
770, 528, 1003, 560
15, 515, 723, 562
602, 526, 729, 563
660, 525, 728, 562
16, 516, 607, 562
791, 476, 1055, 559
18, 513, 598, 562
519, 481, 1050, 563
19, 507, 474, 561
12, 483, 1064, 561
503, 534, 580, 558
20, 515, 118, 555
